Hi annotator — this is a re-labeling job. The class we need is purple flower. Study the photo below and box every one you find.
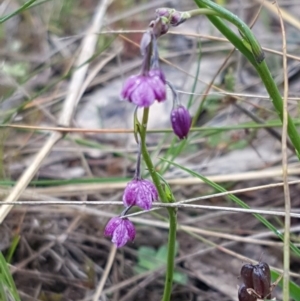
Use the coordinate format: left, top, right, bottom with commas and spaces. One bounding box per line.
120, 69, 166, 107
170, 105, 192, 139
123, 179, 158, 210
104, 217, 136, 248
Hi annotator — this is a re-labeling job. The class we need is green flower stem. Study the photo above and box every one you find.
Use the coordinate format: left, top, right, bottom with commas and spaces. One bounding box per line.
139, 107, 177, 301
139, 107, 166, 203
194, 0, 300, 159
162, 207, 177, 301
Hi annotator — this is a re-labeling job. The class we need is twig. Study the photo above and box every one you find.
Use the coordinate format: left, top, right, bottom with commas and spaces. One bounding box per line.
276, 2, 291, 301
93, 245, 117, 301
2, 178, 300, 206
0, 0, 112, 223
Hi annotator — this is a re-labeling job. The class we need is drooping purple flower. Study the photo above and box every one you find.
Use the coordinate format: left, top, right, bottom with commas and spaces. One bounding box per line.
123, 178, 158, 210
120, 69, 166, 107
170, 105, 192, 139
104, 217, 136, 248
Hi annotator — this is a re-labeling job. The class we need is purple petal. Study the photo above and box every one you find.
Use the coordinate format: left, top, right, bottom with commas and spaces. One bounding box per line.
120, 70, 166, 107
148, 69, 166, 102
123, 219, 136, 241
104, 217, 122, 236
123, 179, 158, 210
111, 222, 129, 248
149, 76, 166, 102
149, 69, 166, 84
123, 180, 138, 207
121, 75, 142, 100
146, 179, 159, 200
130, 79, 156, 107
136, 183, 152, 210
136, 179, 158, 210
105, 217, 136, 248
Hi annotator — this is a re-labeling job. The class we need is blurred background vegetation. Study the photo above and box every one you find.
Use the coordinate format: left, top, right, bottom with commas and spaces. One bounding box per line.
0, 0, 300, 300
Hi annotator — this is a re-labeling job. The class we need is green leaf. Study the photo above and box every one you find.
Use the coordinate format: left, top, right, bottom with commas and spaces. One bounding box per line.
6, 236, 20, 264
133, 266, 148, 275
173, 271, 188, 285
271, 270, 300, 301
134, 243, 187, 285
137, 247, 157, 270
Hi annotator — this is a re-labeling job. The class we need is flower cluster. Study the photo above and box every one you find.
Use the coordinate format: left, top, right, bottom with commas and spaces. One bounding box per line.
120, 13, 192, 139
105, 8, 193, 249
104, 146, 158, 247
104, 177, 158, 248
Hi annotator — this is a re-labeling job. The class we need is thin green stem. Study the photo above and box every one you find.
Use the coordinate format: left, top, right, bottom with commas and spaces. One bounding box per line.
139, 108, 177, 301
139, 108, 166, 203
162, 208, 177, 301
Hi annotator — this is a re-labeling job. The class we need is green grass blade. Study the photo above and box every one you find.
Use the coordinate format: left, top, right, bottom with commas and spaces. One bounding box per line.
0, 0, 38, 24
271, 270, 300, 301
0, 253, 20, 301
5, 236, 20, 264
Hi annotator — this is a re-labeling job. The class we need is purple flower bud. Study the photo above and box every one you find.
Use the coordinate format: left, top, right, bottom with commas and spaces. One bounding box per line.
155, 8, 190, 27
155, 7, 173, 18
170, 105, 192, 139
104, 217, 136, 248
150, 17, 169, 37
120, 70, 166, 107
170, 11, 189, 27
123, 179, 158, 210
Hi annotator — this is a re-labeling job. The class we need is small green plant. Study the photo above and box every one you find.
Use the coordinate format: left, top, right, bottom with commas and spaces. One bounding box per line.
134, 243, 188, 285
